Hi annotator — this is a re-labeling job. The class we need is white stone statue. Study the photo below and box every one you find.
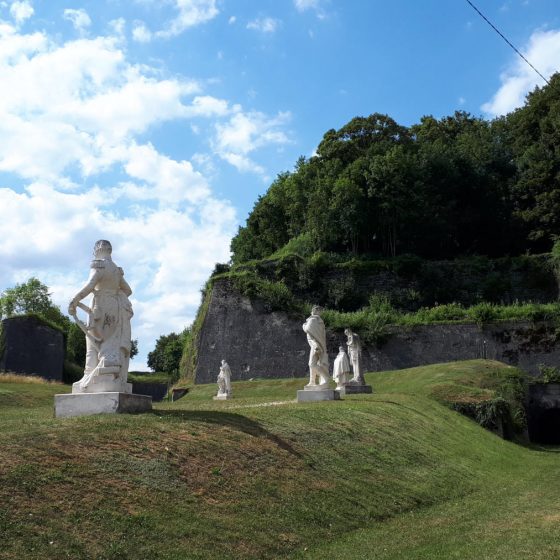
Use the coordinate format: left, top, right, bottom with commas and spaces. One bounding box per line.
216, 359, 232, 399
345, 328, 365, 385
68, 240, 134, 394
333, 346, 351, 390
303, 305, 330, 388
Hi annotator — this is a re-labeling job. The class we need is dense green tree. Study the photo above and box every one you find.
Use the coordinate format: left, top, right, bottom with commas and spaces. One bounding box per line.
506, 73, 560, 249
0, 277, 70, 329
230, 75, 560, 263
147, 331, 186, 380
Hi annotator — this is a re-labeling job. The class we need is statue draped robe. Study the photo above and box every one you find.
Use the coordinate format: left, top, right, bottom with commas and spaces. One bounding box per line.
303, 313, 329, 385
72, 257, 133, 394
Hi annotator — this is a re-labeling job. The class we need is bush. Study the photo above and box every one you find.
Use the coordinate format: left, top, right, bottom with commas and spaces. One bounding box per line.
537, 364, 560, 384
467, 302, 499, 325
63, 360, 83, 384
412, 303, 467, 323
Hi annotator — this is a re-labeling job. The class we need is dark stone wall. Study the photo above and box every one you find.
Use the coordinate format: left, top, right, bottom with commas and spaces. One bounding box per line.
0, 316, 64, 381
195, 280, 309, 383
131, 382, 168, 402
194, 279, 560, 384
524, 384, 560, 443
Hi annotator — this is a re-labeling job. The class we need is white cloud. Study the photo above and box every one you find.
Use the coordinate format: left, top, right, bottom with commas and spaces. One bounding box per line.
482, 28, 560, 116
294, 0, 320, 11
246, 17, 280, 34
228, 15, 236, 25
0, 12, 291, 369
213, 110, 291, 174
136, 0, 219, 41
0, 22, 239, 369
132, 21, 152, 43
63, 8, 92, 34
109, 18, 126, 36
0, 182, 236, 369
294, 0, 326, 18
123, 142, 210, 205
9, 0, 33, 25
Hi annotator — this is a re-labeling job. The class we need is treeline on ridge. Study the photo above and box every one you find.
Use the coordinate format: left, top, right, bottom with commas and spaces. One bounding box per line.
232, 73, 560, 263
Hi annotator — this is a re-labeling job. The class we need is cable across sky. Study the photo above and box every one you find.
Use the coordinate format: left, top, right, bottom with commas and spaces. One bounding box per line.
465, 0, 550, 85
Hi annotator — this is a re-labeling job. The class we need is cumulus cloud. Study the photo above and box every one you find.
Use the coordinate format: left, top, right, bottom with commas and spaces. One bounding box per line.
0, 12, 290, 368
246, 17, 280, 34
482, 28, 560, 116
9, 0, 33, 25
132, 21, 152, 43
0, 22, 238, 368
213, 110, 291, 175
63, 8, 92, 33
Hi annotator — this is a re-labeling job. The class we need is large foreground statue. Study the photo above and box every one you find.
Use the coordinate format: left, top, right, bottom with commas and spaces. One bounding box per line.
68, 239, 134, 394
54, 240, 149, 417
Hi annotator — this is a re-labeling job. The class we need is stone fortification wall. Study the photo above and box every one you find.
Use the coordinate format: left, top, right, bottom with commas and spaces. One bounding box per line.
194, 279, 560, 384
0, 316, 64, 381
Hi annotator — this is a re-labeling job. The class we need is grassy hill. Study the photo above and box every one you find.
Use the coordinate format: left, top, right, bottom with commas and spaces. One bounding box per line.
1, 361, 559, 560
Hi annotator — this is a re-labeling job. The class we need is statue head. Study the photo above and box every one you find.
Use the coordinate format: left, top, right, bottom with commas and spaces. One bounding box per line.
311, 305, 322, 316
339, 346, 345, 353
344, 327, 351, 336
93, 240, 112, 258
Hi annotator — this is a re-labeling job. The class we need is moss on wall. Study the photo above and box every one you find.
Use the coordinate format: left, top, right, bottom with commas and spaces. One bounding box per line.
179, 283, 213, 382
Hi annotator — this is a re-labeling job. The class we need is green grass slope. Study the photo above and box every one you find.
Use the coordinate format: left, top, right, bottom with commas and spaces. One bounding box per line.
0, 361, 558, 560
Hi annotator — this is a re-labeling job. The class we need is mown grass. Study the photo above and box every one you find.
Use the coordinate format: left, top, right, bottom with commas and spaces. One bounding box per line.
0, 360, 558, 560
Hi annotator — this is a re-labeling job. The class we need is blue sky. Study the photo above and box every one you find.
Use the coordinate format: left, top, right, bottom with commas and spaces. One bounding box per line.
0, 0, 559, 369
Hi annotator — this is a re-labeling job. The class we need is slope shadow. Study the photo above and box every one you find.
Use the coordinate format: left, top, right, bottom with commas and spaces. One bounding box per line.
154, 409, 302, 458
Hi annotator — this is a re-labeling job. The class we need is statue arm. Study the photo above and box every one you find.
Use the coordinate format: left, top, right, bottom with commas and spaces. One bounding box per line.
117, 267, 132, 296
68, 269, 101, 314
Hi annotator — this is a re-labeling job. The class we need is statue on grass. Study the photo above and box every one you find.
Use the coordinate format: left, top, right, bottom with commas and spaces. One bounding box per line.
303, 305, 330, 388
345, 327, 365, 385
54, 239, 151, 418
68, 240, 134, 394
215, 359, 232, 399
297, 305, 340, 402
333, 346, 351, 391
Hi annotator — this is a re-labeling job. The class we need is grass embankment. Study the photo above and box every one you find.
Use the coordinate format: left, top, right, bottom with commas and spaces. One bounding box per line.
0, 360, 559, 560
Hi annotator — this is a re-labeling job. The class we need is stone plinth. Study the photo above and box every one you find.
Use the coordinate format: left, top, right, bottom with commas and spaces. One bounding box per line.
297, 388, 340, 403
213, 393, 232, 400
54, 392, 152, 418
339, 384, 373, 396
73, 374, 133, 394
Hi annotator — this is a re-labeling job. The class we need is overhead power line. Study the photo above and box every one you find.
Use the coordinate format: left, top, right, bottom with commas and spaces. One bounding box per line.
464, 0, 550, 85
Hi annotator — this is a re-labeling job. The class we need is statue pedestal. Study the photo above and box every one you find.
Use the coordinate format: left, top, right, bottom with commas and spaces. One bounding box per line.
54, 392, 152, 418
339, 384, 373, 396
297, 386, 341, 403
73, 373, 132, 394
213, 393, 232, 400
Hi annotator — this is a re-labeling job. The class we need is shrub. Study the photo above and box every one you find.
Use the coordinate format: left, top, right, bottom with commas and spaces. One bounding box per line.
467, 302, 499, 325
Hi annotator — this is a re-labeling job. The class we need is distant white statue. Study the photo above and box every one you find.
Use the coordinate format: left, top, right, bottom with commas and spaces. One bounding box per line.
216, 359, 232, 399
345, 328, 365, 385
68, 240, 133, 394
303, 305, 330, 388
333, 346, 351, 390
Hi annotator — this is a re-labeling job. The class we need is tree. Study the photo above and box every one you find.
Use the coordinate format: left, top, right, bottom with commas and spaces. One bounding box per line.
0, 277, 70, 329
147, 331, 186, 380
